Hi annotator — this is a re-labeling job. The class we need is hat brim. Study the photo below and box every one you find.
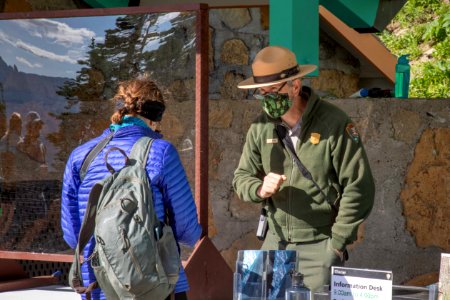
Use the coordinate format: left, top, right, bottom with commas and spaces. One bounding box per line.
237, 64, 317, 89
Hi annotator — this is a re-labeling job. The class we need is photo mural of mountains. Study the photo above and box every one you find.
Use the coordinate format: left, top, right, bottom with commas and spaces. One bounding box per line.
0, 56, 68, 109
51, 12, 196, 171
0, 11, 196, 253
0, 56, 71, 178
0, 11, 196, 177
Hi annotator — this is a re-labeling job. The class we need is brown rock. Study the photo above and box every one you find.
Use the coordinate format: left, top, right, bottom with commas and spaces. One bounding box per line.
220, 71, 248, 100
241, 101, 262, 132
208, 139, 221, 180
217, 8, 252, 30
220, 39, 249, 65
167, 79, 196, 102
209, 102, 233, 129
310, 69, 359, 98
161, 113, 186, 146
400, 128, 450, 251
346, 222, 366, 251
163, 101, 195, 183
391, 109, 421, 144
260, 6, 269, 30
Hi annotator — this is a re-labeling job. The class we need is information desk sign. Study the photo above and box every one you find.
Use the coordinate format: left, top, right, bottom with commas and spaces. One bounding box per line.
331, 267, 393, 300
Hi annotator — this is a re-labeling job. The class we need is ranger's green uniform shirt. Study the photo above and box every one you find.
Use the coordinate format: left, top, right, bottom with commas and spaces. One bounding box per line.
233, 88, 375, 251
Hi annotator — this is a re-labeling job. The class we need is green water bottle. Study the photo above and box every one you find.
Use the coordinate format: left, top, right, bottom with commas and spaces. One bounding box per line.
395, 54, 410, 98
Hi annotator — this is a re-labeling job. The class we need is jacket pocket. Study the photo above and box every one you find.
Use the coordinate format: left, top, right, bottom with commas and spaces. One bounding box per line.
328, 177, 342, 222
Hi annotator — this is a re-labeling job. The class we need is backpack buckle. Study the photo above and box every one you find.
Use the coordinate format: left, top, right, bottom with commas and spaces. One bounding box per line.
154, 221, 164, 241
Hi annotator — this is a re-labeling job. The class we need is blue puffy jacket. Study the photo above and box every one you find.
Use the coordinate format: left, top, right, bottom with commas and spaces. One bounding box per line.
61, 125, 202, 300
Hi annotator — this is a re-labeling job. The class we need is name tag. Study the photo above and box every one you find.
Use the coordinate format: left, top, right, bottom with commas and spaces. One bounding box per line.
266, 138, 278, 144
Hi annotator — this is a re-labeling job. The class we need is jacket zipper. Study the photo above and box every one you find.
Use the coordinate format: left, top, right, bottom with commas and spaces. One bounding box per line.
289, 121, 307, 242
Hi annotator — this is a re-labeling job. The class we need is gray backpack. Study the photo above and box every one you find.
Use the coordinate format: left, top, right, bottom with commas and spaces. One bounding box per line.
69, 135, 181, 300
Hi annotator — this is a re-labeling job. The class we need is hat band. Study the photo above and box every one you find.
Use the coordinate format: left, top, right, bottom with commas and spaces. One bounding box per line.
253, 65, 300, 84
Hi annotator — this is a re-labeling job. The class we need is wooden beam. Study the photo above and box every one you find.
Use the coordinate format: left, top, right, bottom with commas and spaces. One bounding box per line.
195, 4, 209, 237
140, 0, 268, 8
0, 251, 74, 263
0, 3, 204, 20
319, 5, 396, 83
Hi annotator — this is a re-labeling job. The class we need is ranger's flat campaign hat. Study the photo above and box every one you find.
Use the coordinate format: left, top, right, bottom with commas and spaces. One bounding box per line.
238, 46, 317, 89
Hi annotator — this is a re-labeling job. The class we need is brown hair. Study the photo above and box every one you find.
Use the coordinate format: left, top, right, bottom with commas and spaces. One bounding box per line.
111, 78, 164, 124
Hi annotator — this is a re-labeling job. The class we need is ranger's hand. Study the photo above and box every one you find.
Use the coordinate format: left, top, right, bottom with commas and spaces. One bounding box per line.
257, 172, 287, 199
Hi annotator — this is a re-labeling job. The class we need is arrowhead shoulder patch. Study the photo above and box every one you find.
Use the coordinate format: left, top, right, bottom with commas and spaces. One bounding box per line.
346, 123, 360, 143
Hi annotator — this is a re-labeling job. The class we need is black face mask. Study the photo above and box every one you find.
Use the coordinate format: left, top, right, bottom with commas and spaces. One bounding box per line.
139, 101, 165, 122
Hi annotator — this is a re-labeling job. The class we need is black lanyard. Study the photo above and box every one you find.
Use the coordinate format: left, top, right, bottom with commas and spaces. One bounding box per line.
274, 124, 334, 211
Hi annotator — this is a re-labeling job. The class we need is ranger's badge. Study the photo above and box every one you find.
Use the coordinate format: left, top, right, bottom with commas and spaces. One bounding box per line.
310, 133, 320, 144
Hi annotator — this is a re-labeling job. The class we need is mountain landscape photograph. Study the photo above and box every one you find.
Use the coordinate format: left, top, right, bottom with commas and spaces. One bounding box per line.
0, 11, 195, 176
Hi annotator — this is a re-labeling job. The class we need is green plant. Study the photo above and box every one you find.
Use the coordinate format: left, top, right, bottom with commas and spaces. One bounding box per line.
410, 61, 450, 98
379, 0, 450, 98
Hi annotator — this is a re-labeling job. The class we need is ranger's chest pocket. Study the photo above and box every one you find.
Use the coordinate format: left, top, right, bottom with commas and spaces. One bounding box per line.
298, 137, 329, 175
261, 141, 290, 175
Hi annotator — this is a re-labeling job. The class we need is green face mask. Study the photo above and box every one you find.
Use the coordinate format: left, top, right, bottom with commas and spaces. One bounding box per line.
255, 92, 292, 119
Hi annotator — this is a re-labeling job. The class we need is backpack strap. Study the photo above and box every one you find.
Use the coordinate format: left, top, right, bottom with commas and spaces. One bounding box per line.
104, 147, 129, 174
129, 136, 154, 168
80, 132, 114, 181
70, 183, 103, 297
70, 132, 113, 296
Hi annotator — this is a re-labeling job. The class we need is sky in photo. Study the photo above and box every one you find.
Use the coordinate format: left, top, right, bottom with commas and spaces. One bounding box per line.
0, 12, 179, 79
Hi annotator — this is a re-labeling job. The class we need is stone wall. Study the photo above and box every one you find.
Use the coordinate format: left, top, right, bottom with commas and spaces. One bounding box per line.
166, 98, 450, 285
209, 8, 362, 100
